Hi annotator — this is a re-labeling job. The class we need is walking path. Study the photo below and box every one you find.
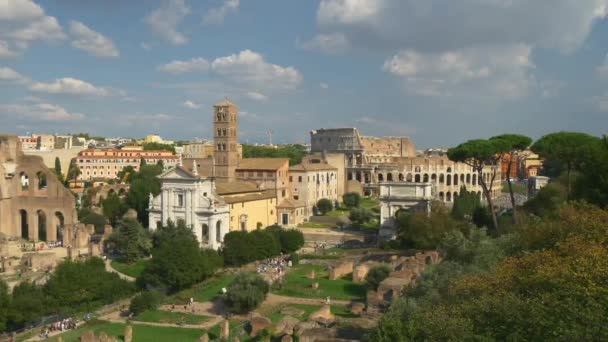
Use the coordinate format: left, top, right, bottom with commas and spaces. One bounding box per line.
104, 259, 136, 282
265, 293, 353, 306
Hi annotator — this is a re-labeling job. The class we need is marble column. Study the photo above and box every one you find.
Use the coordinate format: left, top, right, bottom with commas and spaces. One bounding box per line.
167, 189, 174, 223
161, 189, 168, 225
209, 219, 217, 250
185, 190, 191, 227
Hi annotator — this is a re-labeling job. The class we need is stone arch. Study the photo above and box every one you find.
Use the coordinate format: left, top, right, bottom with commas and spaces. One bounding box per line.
387, 173, 393, 182
19, 209, 28, 239
447, 167, 452, 173
398, 173, 404, 181
472, 174, 477, 185
446, 192, 452, 202
216, 221, 222, 243
37, 210, 47, 241
202, 224, 209, 244
37, 171, 47, 190
431, 174, 437, 182
423, 174, 429, 182
446, 174, 452, 186
439, 174, 444, 183
55, 211, 65, 242
378, 173, 384, 182
20, 172, 29, 191
460, 174, 465, 183
454, 174, 459, 186
439, 192, 444, 201
466, 174, 471, 184
406, 173, 413, 182
414, 174, 421, 182
425, 255, 432, 265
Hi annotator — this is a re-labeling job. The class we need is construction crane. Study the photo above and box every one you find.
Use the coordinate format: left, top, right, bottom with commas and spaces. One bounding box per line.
266, 129, 274, 146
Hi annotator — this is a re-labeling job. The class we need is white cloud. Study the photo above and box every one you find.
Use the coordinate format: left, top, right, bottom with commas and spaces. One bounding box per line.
0, 103, 84, 121
145, 0, 190, 45
203, 0, 239, 25
318, 0, 382, 25
158, 58, 210, 74
320, 82, 329, 89
183, 100, 201, 109
211, 50, 303, 89
0, 67, 29, 84
299, 33, 349, 54
29, 77, 111, 96
246, 91, 268, 102
0, 0, 65, 55
69, 21, 119, 58
383, 44, 535, 98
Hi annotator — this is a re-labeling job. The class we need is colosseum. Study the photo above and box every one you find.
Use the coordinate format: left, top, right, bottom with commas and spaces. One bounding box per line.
310, 128, 502, 203
0, 135, 77, 242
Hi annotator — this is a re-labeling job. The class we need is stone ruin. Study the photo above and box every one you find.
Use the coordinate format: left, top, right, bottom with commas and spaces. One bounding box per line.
328, 261, 353, 280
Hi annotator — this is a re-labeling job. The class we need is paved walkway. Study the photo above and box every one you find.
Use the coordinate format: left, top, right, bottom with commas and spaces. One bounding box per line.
104, 259, 136, 282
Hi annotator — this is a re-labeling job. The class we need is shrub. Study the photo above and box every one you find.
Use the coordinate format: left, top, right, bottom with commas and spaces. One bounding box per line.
349, 208, 373, 225
366, 265, 392, 290
316, 198, 333, 215
290, 253, 300, 265
279, 229, 305, 253
225, 273, 269, 314
343, 192, 361, 208
129, 290, 164, 315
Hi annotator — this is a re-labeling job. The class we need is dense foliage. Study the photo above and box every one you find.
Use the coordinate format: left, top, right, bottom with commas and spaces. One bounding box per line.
125, 163, 163, 226
342, 192, 361, 208
224, 272, 270, 314
316, 198, 333, 215
349, 207, 373, 225
101, 192, 128, 227
0, 258, 134, 333
397, 203, 468, 250
142, 142, 176, 154
138, 221, 222, 293
242, 144, 308, 166
129, 290, 164, 315
365, 265, 392, 291
106, 218, 152, 263
222, 226, 304, 266
77, 208, 107, 234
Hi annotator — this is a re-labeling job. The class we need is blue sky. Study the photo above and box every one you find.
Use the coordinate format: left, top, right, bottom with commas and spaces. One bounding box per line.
1, 0, 608, 148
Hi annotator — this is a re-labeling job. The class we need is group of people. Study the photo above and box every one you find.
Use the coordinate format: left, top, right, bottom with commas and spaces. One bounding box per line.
39, 318, 77, 339
256, 254, 293, 282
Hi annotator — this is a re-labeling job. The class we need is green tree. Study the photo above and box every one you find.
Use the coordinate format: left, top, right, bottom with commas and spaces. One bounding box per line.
222, 231, 253, 266
366, 265, 392, 290
224, 272, 269, 314
451, 187, 481, 220
531, 132, 599, 199
242, 144, 308, 165
349, 207, 373, 225
129, 290, 164, 315
490, 134, 532, 224
66, 159, 81, 182
278, 228, 305, 253
143, 142, 176, 154
0, 280, 9, 332
107, 218, 152, 263
523, 181, 567, 217
102, 192, 128, 226
397, 203, 467, 250
54, 157, 64, 183
126, 164, 163, 226
448, 139, 505, 231
316, 198, 333, 215
7, 282, 47, 329
343, 192, 361, 208
78, 208, 107, 234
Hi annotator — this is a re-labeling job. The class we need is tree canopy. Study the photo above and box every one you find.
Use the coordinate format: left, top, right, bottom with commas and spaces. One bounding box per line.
242, 144, 308, 166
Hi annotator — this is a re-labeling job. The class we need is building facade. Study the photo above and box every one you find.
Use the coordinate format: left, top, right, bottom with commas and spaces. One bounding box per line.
288, 163, 339, 217
236, 158, 290, 202
0, 135, 77, 242
75, 147, 178, 180
216, 181, 278, 231
148, 166, 229, 250
213, 101, 239, 181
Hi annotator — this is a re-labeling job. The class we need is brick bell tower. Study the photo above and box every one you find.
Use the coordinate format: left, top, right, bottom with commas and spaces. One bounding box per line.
213, 100, 239, 182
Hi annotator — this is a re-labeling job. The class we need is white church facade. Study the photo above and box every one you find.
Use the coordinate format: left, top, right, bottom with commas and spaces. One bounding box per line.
148, 166, 230, 250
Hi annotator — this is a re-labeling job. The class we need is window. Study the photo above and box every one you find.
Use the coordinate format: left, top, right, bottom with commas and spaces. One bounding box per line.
289, 176, 293, 182
298, 176, 302, 183
294, 195, 299, 200
178, 194, 184, 207
282, 190, 286, 197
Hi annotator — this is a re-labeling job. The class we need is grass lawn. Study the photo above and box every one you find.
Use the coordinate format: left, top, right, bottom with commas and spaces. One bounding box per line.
47, 319, 206, 342
262, 303, 358, 323
169, 273, 236, 304
273, 264, 366, 301
133, 310, 210, 325
360, 197, 380, 210
297, 222, 335, 229
111, 259, 149, 278
502, 182, 528, 195
325, 208, 349, 217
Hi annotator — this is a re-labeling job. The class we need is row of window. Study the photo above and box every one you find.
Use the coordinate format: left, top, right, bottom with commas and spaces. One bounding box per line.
289, 173, 336, 183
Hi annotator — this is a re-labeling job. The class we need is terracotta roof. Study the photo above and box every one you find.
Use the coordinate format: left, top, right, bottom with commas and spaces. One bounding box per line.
236, 158, 288, 171
277, 198, 306, 208
289, 163, 337, 171
220, 189, 276, 204
215, 180, 260, 195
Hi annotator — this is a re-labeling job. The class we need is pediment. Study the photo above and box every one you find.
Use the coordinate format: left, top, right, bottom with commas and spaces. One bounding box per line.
159, 166, 197, 180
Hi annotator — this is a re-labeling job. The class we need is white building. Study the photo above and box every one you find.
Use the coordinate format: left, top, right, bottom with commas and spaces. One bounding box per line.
148, 166, 230, 250
379, 182, 434, 240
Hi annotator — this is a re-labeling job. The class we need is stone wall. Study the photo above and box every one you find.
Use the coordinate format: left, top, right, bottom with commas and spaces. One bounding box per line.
328, 261, 353, 280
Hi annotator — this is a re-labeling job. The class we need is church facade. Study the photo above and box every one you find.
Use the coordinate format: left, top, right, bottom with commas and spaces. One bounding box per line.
148, 166, 230, 250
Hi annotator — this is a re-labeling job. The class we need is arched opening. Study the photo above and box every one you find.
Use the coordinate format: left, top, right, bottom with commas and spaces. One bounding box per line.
37, 172, 47, 190
466, 174, 471, 184
460, 174, 465, 183
472, 174, 477, 185
446, 192, 452, 202
414, 174, 421, 182
216, 221, 222, 243
202, 224, 209, 244
446, 175, 452, 186
20, 172, 29, 191
356, 172, 362, 182
37, 210, 46, 241
398, 173, 404, 181
378, 173, 384, 182
19, 209, 28, 239
431, 174, 437, 183
406, 173, 413, 182
423, 174, 429, 182
454, 174, 459, 186
118, 188, 126, 196
425, 256, 432, 265
447, 167, 452, 173
439, 174, 444, 183
387, 173, 393, 182
55, 212, 65, 242
364, 172, 371, 183
439, 192, 444, 201
347, 173, 353, 181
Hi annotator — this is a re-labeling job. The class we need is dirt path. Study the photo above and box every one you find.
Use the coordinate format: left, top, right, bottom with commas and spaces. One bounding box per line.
104, 259, 136, 282
264, 293, 353, 307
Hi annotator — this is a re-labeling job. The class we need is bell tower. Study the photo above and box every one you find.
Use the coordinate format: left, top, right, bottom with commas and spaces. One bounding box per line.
213, 100, 239, 182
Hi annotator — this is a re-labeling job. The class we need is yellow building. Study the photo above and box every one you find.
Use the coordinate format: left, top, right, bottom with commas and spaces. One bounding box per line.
216, 181, 278, 231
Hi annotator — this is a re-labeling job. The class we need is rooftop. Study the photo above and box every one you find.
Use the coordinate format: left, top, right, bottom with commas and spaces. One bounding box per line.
289, 163, 337, 172
236, 158, 289, 171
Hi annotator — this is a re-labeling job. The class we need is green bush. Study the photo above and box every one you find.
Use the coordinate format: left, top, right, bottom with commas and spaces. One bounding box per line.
279, 229, 305, 253
343, 192, 361, 208
290, 253, 300, 265
223, 226, 304, 266
129, 290, 164, 315
225, 273, 269, 314
366, 265, 392, 290
316, 198, 333, 215
78, 208, 107, 234
349, 207, 373, 225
